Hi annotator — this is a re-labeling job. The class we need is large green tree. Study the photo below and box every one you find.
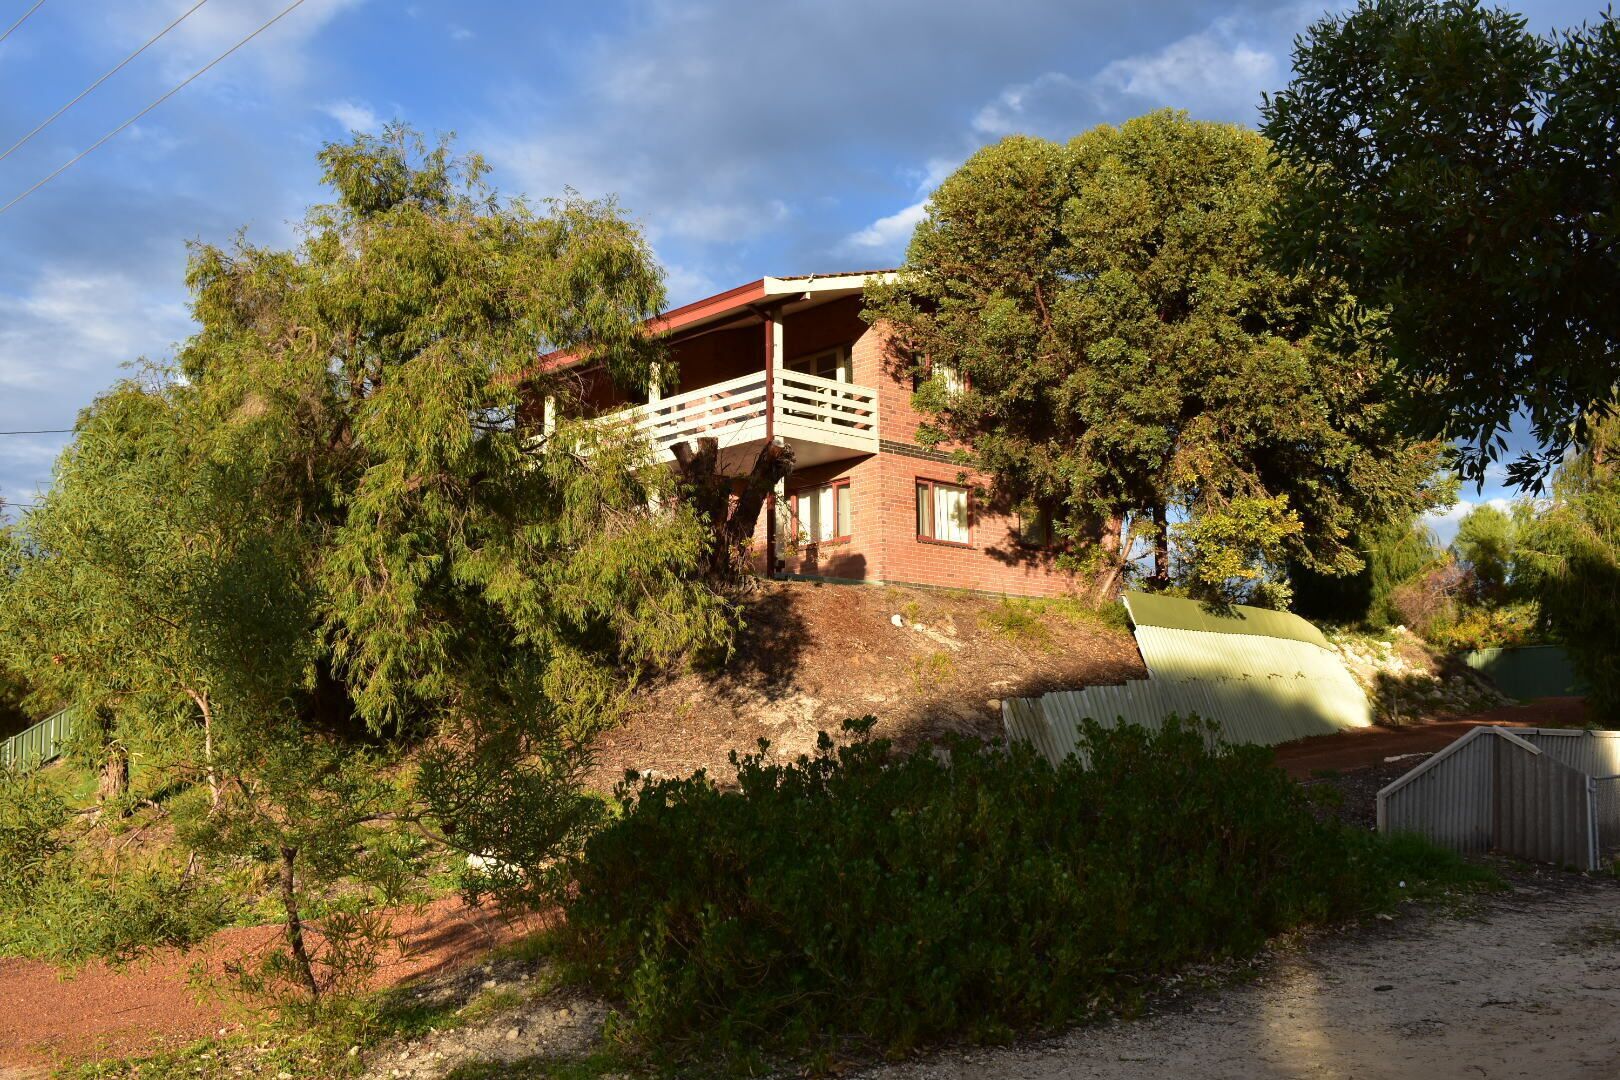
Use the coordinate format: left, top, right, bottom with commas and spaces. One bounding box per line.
866, 111, 1443, 603
1262, 0, 1620, 488
1515, 418, 1620, 717
0, 129, 731, 998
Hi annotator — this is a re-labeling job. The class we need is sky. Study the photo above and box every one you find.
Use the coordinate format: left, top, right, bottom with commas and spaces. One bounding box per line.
0, 0, 1601, 539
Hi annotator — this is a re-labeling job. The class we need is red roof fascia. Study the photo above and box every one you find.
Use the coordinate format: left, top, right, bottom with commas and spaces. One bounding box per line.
532, 277, 767, 376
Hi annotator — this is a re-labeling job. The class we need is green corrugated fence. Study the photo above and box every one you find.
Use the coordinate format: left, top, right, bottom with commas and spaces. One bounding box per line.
1460, 646, 1586, 701
1, 705, 78, 771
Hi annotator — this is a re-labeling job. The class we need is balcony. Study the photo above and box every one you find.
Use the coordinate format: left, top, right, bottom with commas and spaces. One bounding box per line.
614, 369, 879, 470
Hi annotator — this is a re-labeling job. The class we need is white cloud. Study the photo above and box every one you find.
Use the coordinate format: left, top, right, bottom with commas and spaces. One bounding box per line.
321, 99, 381, 132
973, 10, 1293, 138
841, 199, 928, 254
103, 0, 363, 89
449, 24, 474, 42
0, 270, 193, 506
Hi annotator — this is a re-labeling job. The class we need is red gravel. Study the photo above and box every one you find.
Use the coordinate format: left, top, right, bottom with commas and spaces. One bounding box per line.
0, 897, 539, 1073
1271, 697, 1592, 779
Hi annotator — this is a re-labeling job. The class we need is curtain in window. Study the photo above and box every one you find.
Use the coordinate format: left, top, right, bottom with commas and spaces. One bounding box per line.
932, 484, 968, 544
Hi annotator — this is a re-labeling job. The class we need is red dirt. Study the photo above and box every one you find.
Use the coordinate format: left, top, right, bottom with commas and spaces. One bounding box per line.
1270, 696, 1592, 779
0, 897, 538, 1073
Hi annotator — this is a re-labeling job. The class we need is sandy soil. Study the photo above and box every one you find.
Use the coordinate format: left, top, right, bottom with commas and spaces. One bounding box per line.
0, 897, 538, 1075
854, 875, 1620, 1080
589, 580, 1144, 788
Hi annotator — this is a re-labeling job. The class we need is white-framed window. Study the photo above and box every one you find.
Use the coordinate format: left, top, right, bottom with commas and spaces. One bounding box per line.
787, 345, 853, 382
916, 479, 970, 546
787, 480, 852, 546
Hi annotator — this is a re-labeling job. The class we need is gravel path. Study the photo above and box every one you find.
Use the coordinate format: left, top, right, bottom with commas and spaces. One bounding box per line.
853, 877, 1620, 1080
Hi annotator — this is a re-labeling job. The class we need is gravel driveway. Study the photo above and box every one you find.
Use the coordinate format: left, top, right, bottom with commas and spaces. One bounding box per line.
855, 876, 1620, 1080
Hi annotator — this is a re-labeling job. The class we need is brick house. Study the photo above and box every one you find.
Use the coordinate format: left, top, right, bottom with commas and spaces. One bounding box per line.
538, 271, 1078, 598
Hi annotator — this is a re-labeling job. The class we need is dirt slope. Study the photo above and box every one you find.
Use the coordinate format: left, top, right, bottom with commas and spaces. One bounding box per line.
588, 580, 1145, 788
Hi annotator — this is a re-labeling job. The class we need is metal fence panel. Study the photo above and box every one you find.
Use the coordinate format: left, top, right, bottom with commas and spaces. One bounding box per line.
1493, 738, 1598, 870
1461, 646, 1585, 699
1, 706, 77, 771
1518, 729, 1620, 778
1377, 726, 1497, 853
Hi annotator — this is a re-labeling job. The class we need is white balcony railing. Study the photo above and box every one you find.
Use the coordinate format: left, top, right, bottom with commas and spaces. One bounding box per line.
616, 369, 878, 463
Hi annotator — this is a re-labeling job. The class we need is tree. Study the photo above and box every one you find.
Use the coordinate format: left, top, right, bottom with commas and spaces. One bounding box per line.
1453, 503, 1520, 598
865, 111, 1443, 604
1262, 1, 1620, 488
0, 129, 732, 999
1515, 418, 1620, 717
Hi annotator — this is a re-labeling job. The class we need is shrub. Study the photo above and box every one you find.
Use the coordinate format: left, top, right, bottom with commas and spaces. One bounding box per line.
562, 718, 1448, 1071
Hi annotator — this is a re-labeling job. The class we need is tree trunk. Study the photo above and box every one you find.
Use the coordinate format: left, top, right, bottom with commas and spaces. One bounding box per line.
1151, 503, 1171, 589
279, 846, 321, 1001
672, 437, 795, 582
184, 688, 220, 811
97, 747, 129, 804
1090, 513, 1128, 604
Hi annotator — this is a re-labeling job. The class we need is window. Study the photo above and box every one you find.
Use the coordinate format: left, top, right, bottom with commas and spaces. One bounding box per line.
787, 481, 851, 546
916, 479, 970, 545
912, 360, 963, 394
787, 345, 853, 383
1018, 505, 1054, 549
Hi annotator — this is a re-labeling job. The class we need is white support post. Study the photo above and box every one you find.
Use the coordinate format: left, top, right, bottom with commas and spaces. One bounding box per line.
647, 362, 663, 405
542, 394, 556, 436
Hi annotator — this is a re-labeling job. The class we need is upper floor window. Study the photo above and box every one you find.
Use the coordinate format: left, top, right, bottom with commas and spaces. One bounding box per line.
788, 345, 853, 383
916, 479, 970, 546
912, 360, 963, 395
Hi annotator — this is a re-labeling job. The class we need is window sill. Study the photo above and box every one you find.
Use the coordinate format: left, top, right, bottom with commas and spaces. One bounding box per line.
917, 536, 974, 550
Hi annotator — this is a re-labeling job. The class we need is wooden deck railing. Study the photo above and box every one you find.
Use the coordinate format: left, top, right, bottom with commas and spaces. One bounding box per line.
614, 369, 878, 461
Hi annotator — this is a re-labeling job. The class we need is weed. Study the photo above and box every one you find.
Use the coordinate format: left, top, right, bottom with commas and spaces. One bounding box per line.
979, 599, 1051, 645
908, 650, 953, 692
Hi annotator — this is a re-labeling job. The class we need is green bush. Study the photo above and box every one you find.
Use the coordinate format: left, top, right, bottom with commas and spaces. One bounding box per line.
562, 718, 1453, 1071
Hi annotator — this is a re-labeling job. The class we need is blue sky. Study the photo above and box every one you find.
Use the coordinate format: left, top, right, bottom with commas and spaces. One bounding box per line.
0, 0, 1599, 538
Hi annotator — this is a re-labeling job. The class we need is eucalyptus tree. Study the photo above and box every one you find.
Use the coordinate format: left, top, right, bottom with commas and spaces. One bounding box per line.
866, 112, 1443, 604
1263, 0, 1620, 488
0, 128, 732, 999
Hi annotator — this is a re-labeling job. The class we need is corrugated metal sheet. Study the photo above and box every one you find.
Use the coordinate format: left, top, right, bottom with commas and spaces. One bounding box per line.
1131, 627, 1372, 733
1122, 591, 1331, 649
1, 706, 77, 771
1493, 742, 1598, 870
1461, 645, 1586, 699
1378, 727, 1604, 871
1376, 725, 1499, 853
1517, 729, 1620, 778
1005, 596, 1371, 764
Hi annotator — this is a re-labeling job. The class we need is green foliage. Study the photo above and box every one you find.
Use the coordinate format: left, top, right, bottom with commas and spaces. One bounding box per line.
1515, 420, 1620, 717
0, 128, 731, 999
1453, 503, 1522, 598
1263, 1, 1620, 487
561, 718, 1473, 1072
865, 111, 1443, 603
0, 767, 225, 964
1293, 513, 1447, 627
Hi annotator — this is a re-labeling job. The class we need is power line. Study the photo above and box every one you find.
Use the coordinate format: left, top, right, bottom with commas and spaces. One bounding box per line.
0, 429, 72, 435
0, 0, 47, 47
0, 0, 213, 166
0, 0, 310, 215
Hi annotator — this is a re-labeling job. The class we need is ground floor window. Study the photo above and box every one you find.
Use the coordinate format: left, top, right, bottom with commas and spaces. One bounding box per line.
916, 479, 970, 545
788, 480, 851, 546
1018, 504, 1055, 549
